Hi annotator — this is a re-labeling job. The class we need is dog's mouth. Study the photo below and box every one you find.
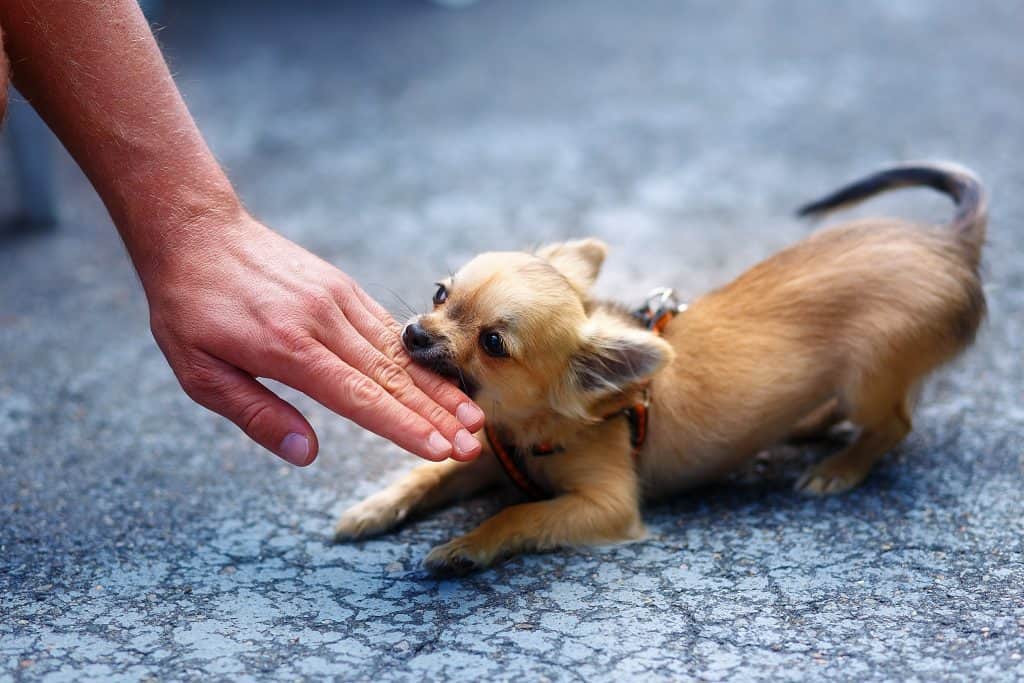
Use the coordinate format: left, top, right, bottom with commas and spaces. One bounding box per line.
433, 361, 480, 398
409, 350, 479, 398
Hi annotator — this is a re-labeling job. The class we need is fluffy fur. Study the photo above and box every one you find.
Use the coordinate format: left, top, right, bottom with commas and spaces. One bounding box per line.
334, 161, 988, 575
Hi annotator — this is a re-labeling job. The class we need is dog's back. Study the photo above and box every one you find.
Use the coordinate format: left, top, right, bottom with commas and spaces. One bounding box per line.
643, 162, 987, 496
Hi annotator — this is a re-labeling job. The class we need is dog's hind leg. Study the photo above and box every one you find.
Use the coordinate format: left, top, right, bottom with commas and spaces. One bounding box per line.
787, 397, 846, 442
795, 377, 919, 495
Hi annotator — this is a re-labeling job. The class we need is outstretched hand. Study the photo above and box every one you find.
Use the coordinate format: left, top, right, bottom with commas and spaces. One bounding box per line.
0, 1, 484, 465
140, 210, 484, 466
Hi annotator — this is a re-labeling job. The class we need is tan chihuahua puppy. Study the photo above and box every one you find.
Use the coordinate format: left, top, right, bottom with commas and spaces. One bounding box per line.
334, 162, 987, 575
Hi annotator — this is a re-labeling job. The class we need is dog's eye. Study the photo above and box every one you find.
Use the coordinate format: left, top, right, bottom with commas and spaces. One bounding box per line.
479, 330, 508, 358
432, 284, 448, 306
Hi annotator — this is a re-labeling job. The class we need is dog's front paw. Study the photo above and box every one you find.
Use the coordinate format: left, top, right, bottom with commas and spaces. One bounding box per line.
423, 537, 492, 576
333, 491, 410, 542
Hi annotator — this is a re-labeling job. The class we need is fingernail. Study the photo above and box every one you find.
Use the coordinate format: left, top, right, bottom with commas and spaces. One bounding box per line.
427, 430, 452, 459
278, 433, 310, 466
456, 402, 485, 428
454, 429, 479, 458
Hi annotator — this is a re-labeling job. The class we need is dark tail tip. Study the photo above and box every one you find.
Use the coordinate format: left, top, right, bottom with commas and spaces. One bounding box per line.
795, 162, 987, 251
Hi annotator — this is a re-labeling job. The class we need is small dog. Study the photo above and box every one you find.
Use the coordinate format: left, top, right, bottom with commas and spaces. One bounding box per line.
334, 162, 987, 574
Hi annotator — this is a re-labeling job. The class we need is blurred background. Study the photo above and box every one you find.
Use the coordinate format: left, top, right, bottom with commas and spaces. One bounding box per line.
2, 1, 1022, 680
5, 0, 1020, 301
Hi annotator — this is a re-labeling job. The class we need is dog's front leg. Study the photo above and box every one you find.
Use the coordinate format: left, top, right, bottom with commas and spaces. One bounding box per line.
423, 486, 644, 575
334, 451, 499, 541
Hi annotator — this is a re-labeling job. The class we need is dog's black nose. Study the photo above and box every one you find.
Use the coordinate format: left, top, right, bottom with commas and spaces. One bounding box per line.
402, 322, 434, 351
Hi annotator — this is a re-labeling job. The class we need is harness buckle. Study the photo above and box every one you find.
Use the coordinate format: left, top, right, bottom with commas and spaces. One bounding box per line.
634, 287, 688, 331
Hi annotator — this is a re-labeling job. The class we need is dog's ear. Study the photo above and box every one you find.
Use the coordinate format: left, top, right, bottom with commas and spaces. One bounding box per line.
535, 238, 607, 292
558, 311, 674, 414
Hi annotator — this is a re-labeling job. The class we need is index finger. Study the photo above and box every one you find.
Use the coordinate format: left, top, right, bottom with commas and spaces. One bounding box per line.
278, 343, 457, 462
350, 286, 485, 432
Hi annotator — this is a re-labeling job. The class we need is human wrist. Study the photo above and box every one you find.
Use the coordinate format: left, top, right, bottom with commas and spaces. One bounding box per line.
118, 182, 252, 289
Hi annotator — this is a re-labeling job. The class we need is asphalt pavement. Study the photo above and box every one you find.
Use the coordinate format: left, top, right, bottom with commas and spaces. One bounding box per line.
2, 1, 1022, 680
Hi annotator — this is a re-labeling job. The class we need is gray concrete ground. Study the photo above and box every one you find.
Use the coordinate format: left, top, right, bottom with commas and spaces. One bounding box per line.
2, 1, 1023, 680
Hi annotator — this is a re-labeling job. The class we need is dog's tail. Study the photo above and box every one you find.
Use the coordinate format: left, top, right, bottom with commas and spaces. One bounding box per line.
796, 162, 988, 268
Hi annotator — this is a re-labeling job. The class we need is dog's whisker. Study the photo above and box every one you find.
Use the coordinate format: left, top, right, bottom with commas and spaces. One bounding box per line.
383, 289, 420, 321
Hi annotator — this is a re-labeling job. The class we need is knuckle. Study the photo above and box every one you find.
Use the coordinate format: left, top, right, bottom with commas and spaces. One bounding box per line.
330, 277, 357, 302
177, 363, 225, 405
268, 320, 318, 358
383, 335, 410, 365
238, 400, 275, 439
375, 360, 410, 396
426, 403, 451, 427
392, 410, 430, 441
304, 290, 338, 320
303, 351, 337, 381
343, 373, 384, 409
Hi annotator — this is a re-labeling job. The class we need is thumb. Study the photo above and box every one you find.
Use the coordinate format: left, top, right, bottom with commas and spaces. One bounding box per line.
178, 353, 319, 466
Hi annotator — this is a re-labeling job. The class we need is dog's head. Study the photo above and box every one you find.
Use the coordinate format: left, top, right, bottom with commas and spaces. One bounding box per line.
402, 239, 674, 424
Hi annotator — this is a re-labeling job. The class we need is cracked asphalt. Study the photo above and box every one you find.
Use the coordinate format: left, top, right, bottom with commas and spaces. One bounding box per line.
2, 1, 1023, 680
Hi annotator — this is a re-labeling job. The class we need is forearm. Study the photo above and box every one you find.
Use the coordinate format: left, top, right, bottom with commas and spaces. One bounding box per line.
0, 2, 484, 464
0, 0, 241, 275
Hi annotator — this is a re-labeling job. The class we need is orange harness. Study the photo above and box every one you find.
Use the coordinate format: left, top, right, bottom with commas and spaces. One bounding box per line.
484, 288, 686, 501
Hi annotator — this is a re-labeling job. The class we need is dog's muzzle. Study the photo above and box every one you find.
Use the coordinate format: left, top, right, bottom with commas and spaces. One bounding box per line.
401, 322, 478, 397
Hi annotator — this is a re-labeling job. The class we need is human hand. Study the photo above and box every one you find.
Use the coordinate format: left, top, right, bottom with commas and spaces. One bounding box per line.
138, 209, 484, 466
0, 0, 484, 464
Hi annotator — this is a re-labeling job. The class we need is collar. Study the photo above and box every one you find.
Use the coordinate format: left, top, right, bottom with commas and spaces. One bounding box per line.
485, 288, 685, 501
